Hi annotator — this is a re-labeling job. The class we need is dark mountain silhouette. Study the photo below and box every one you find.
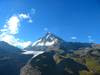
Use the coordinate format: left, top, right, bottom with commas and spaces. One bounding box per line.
0, 41, 21, 53
0, 41, 33, 75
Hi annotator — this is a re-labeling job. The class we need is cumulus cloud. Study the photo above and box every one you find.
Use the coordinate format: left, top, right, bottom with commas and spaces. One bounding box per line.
0, 34, 32, 48
0, 12, 33, 49
5, 16, 20, 34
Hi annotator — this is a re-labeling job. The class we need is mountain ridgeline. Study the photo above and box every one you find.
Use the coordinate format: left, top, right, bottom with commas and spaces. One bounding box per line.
0, 32, 100, 75
20, 32, 100, 75
24, 32, 92, 52
0, 41, 33, 75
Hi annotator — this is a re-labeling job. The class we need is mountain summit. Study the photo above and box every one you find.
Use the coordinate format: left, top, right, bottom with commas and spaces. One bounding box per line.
24, 32, 92, 52
32, 32, 66, 47
24, 32, 67, 51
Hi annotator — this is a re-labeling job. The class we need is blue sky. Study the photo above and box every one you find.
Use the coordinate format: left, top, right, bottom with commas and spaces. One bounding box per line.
0, 0, 100, 48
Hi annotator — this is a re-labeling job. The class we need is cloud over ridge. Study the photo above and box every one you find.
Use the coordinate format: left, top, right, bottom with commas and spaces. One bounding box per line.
0, 11, 34, 49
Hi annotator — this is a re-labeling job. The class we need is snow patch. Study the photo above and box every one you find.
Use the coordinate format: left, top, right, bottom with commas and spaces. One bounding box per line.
45, 41, 55, 46
22, 50, 44, 57
32, 39, 42, 46
37, 42, 44, 46
22, 51, 34, 55
32, 51, 44, 58
46, 34, 50, 39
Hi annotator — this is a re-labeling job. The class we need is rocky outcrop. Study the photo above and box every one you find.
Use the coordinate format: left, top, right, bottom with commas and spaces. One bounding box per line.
20, 64, 41, 75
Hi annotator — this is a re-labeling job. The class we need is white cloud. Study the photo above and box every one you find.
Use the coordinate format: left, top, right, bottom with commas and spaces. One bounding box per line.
19, 13, 30, 19
44, 27, 48, 31
88, 35, 94, 43
0, 34, 15, 44
71, 36, 77, 40
0, 12, 33, 49
14, 40, 32, 48
0, 15, 20, 35
18, 13, 32, 23
0, 33, 32, 48
6, 16, 20, 34
28, 19, 33, 23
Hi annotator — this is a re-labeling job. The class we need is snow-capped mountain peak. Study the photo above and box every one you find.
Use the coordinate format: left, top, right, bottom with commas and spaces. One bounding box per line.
24, 32, 92, 52
24, 32, 66, 51
32, 32, 61, 47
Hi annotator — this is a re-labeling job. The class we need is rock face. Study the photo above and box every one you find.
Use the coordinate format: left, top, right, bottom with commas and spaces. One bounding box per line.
20, 64, 41, 75
20, 51, 56, 75
20, 51, 89, 75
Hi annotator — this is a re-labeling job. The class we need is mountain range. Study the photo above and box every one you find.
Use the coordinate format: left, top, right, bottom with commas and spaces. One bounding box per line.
24, 32, 92, 53
20, 32, 100, 75
0, 32, 100, 75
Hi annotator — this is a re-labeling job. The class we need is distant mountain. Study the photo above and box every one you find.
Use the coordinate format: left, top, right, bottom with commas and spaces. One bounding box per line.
1, 33, 99, 75
24, 32, 66, 51
0, 41, 21, 53
73, 44, 100, 57
24, 32, 92, 52
0, 41, 33, 75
